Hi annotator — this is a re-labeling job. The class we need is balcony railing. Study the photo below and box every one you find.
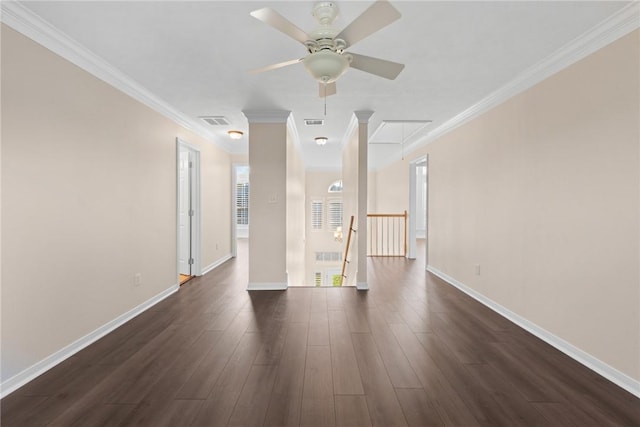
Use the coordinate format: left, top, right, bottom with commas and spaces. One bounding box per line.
367, 211, 407, 257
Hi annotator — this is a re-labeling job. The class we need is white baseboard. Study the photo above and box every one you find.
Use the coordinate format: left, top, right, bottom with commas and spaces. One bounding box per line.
356, 282, 369, 291
0, 284, 179, 398
426, 265, 640, 398
246, 282, 288, 291
201, 253, 232, 275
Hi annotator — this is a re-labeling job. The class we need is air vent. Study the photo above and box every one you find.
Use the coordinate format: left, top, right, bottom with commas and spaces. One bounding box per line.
200, 116, 230, 126
304, 118, 324, 126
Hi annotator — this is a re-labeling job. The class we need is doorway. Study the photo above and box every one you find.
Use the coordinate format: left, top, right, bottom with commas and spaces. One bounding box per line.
408, 156, 428, 265
231, 164, 249, 258
177, 138, 201, 285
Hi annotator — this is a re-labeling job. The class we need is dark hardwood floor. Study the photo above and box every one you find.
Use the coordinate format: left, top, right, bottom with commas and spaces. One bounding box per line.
2, 240, 639, 426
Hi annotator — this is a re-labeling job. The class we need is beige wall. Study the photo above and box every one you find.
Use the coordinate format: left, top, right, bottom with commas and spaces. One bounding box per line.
372, 158, 409, 214
202, 143, 232, 266
248, 122, 288, 286
230, 153, 248, 164
375, 30, 639, 382
286, 127, 306, 286
1, 26, 232, 382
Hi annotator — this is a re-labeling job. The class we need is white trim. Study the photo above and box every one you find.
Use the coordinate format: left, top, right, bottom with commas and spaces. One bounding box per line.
353, 110, 374, 124
421, 155, 429, 267
201, 254, 233, 276
231, 163, 250, 257
0, 284, 179, 398
231, 164, 238, 257
0, 2, 232, 153
247, 282, 288, 291
426, 265, 640, 398
407, 159, 419, 259
356, 282, 369, 291
242, 110, 291, 124
176, 138, 202, 279
378, 2, 640, 170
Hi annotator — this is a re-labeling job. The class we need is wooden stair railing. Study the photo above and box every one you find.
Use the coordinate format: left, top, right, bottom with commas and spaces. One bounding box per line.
340, 215, 356, 286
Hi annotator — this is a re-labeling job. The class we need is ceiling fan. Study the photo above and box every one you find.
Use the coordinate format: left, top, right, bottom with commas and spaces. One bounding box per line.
249, 0, 405, 97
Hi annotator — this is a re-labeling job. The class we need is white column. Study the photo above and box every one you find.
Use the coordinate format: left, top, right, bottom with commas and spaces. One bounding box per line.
354, 111, 373, 290
243, 110, 291, 290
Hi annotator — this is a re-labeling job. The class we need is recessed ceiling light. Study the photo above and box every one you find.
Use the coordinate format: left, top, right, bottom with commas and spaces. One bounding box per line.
315, 136, 328, 146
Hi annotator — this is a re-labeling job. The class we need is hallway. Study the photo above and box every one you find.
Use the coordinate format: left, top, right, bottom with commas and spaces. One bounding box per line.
2, 242, 639, 426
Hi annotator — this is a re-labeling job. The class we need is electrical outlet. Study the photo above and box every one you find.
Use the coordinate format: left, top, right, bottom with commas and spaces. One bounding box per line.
474, 264, 481, 276
134, 273, 142, 287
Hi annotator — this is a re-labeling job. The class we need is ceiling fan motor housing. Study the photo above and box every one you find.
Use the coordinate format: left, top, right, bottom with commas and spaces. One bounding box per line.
312, 1, 339, 25
304, 2, 350, 84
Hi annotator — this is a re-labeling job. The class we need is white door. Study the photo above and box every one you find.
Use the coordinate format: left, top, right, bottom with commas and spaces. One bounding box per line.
178, 149, 191, 275
416, 164, 427, 238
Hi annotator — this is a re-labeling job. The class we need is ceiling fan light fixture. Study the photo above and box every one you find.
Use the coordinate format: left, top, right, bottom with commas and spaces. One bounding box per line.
228, 130, 244, 140
303, 50, 350, 84
315, 136, 328, 146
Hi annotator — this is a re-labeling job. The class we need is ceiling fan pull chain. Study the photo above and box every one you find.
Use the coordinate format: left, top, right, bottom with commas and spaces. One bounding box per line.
324, 83, 327, 116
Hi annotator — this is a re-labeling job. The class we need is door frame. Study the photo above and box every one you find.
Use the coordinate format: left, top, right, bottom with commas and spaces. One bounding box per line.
408, 155, 428, 264
231, 163, 249, 258
176, 138, 202, 282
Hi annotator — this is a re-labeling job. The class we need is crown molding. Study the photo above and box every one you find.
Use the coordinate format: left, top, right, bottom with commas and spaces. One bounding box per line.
354, 110, 374, 124
0, 1, 233, 152
341, 109, 375, 150
394, 1, 640, 167
242, 110, 291, 123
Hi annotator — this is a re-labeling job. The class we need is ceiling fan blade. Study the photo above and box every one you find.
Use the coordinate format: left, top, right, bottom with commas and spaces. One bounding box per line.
249, 58, 302, 74
250, 8, 310, 45
336, 0, 401, 48
348, 53, 405, 80
318, 82, 337, 97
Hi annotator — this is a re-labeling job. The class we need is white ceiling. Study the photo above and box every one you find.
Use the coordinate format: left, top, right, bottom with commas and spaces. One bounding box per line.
15, 1, 632, 170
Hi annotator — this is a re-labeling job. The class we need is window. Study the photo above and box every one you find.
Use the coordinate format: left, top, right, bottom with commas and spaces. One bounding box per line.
236, 182, 249, 225
327, 198, 343, 231
314, 272, 322, 287
315, 252, 343, 262
311, 200, 323, 230
328, 179, 343, 193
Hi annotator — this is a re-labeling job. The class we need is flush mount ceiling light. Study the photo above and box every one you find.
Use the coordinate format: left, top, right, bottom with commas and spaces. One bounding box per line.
228, 130, 244, 140
315, 136, 328, 146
